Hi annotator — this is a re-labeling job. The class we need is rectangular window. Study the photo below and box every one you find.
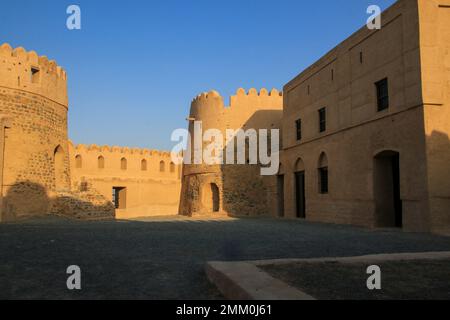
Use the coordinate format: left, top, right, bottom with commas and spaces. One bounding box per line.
31, 67, 40, 84
319, 167, 328, 194
318, 108, 326, 133
376, 78, 389, 111
360, 51, 363, 64
295, 119, 302, 141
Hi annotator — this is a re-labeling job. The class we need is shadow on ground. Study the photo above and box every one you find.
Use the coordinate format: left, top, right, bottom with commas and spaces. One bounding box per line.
0, 216, 449, 299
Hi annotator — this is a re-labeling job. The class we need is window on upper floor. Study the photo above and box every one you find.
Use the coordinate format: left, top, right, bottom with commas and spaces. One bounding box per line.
75, 155, 82, 169
375, 78, 389, 111
160, 161, 165, 172
295, 119, 302, 141
98, 156, 105, 169
121, 158, 127, 170
141, 159, 147, 171
318, 108, 326, 133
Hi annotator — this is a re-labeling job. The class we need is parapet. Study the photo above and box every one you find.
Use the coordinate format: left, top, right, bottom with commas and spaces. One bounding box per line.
191, 90, 224, 104
189, 88, 283, 127
191, 88, 282, 106
230, 88, 283, 109
0, 43, 68, 106
71, 142, 176, 158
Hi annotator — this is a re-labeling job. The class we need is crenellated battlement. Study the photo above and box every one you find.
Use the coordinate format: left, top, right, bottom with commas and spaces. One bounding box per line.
191, 90, 223, 104
0, 43, 67, 79
68, 141, 182, 186
234, 87, 282, 98
230, 87, 282, 109
70, 142, 176, 158
189, 88, 283, 129
0, 43, 68, 106
191, 88, 282, 105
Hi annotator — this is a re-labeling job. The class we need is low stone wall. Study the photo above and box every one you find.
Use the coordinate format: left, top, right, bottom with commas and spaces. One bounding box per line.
51, 190, 115, 220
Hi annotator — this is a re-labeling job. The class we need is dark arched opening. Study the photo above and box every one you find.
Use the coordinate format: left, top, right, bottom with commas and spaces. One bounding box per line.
211, 183, 220, 212
54, 145, 66, 191
374, 150, 402, 228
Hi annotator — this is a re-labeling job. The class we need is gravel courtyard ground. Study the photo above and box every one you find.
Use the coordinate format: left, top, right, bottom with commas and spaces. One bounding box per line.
1, 215, 450, 299
261, 259, 450, 300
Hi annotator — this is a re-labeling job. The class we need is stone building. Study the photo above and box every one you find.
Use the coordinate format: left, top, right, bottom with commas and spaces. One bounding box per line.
69, 142, 181, 219
281, 0, 450, 234
179, 88, 283, 217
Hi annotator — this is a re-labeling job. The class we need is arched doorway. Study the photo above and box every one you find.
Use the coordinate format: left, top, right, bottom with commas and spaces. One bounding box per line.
373, 150, 402, 228
54, 145, 66, 191
295, 158, 306, 218
211, 183, 220, 212
202, 183, 220, 213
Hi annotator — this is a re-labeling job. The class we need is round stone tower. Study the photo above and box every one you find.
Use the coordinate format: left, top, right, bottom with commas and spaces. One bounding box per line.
179, 90, 226, 215
179, 88, 283, 217
0, 43, 70, 221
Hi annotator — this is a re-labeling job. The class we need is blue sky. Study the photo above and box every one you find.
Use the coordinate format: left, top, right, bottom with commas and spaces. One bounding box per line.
0, 0, 396, 150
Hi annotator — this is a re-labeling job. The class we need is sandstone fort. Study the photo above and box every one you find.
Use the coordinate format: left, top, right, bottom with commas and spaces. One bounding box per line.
0, 0, 449, 234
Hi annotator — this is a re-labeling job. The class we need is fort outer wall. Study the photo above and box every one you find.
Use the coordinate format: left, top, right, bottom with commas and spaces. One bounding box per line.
179, 88, 283, 217
0, 43, 114, 221
69, 142, 182, 219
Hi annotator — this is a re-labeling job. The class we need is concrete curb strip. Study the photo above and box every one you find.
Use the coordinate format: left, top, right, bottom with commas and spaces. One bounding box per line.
205, 261, 315, 300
